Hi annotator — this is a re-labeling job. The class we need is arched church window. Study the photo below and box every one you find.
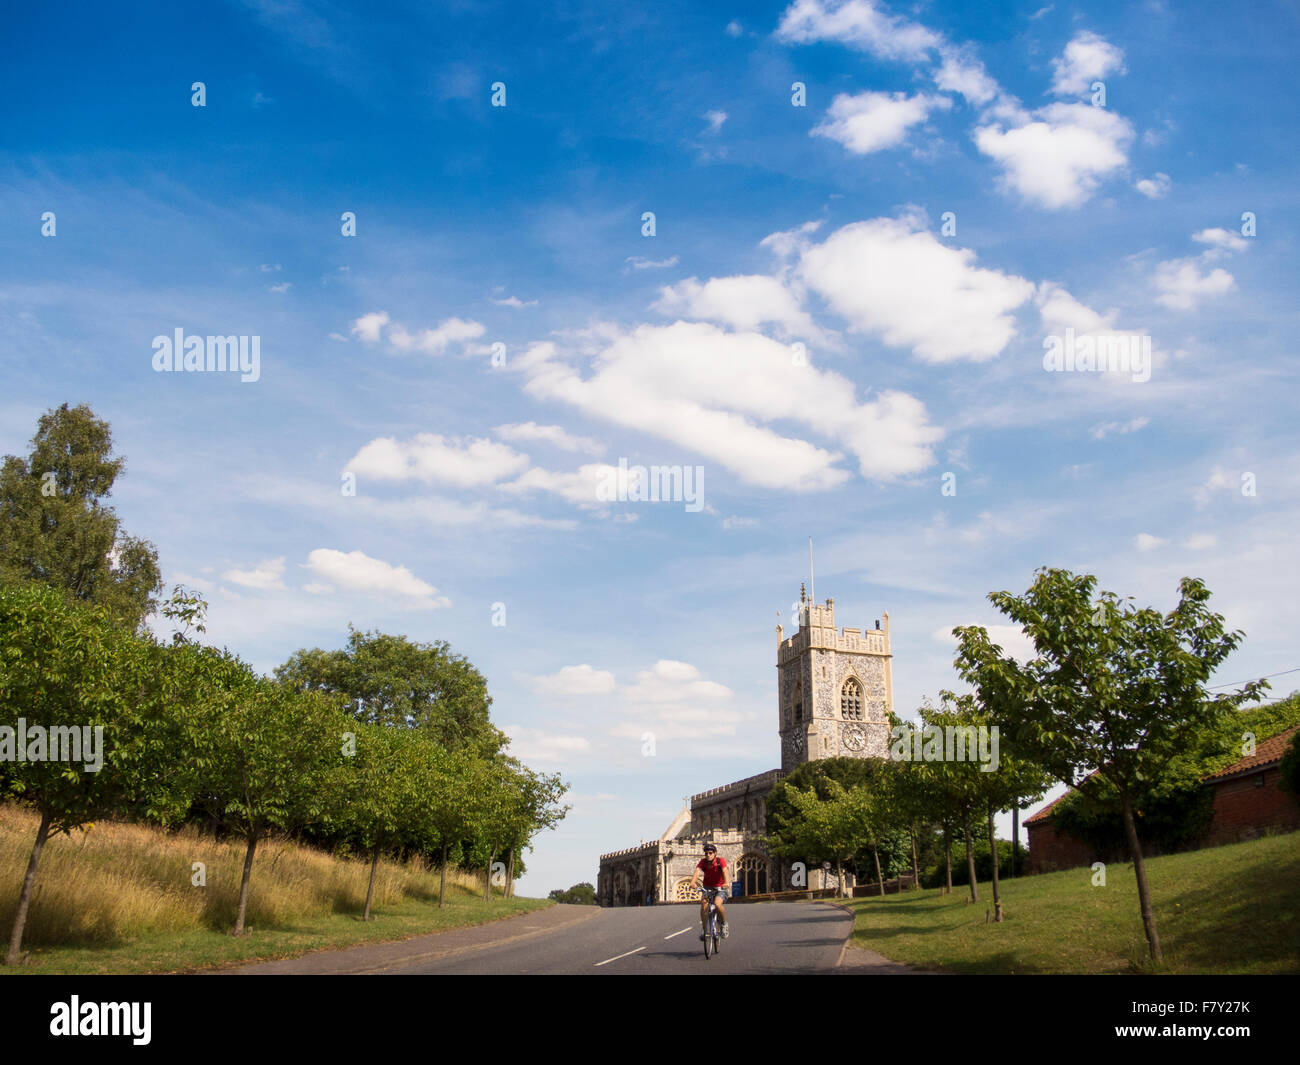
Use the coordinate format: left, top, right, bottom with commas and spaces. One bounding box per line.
793, 679, 803, 723
841, 678, 863, 720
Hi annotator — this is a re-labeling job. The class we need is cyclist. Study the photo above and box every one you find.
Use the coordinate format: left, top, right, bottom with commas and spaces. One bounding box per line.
691, 844, 730, 941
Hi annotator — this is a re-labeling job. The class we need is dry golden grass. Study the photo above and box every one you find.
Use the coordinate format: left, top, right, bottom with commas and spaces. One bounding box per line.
0, 802, 484, 948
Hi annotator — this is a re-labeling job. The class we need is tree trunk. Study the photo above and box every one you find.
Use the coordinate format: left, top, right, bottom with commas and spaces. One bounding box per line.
943, 822, 952, 895
483, 849, 496, 903
234, 833, 258, 935
438, 842, 449, 909
1010, 806, 1019, 879
506, 848, 515, 898
872, 846, 884, 897
909, 824, 919, 890
362, 845, 380, 921
4, 807, 52, 966
963, 813, 978, 903
836, 858, 845, 898
986, 804, 1003, 922
1121, 787, 1162, 964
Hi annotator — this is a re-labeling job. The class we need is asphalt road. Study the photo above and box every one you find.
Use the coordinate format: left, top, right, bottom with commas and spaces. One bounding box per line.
379, 901, 856, 975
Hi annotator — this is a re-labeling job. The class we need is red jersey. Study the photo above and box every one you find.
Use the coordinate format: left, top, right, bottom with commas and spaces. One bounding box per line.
697, 856, 727, 888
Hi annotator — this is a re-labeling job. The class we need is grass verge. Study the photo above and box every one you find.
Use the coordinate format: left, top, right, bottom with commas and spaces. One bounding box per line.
840, 831, 1300, 974
0, 802, 551, 974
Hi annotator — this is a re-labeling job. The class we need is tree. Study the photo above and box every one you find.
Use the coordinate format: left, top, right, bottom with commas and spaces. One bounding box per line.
331, 723, 426, 921
407, 744, 486, 909
917, 696, 987, 904
185, 669, 349, 935
276, 627, 505, 756
1280, 731, 1300, 800
0, 404, 161, 630
954, 568, 1266, 963
501, 762, 569, 899
548, 883, 596, 905
0, 584, 174, 964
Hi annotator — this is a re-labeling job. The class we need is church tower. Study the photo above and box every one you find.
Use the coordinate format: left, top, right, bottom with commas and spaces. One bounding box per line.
776, 585, 893, 773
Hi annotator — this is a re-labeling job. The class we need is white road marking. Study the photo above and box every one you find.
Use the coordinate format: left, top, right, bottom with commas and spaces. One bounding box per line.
663, 927, 693, 940
594, 946, 645, 967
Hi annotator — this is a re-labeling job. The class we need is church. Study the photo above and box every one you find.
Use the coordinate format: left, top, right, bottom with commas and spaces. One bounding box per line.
597, 585, 895, 906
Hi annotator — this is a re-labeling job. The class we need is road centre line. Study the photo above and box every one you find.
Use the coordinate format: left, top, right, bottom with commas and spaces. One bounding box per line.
594, 946, 646, 967
663, 927, 693, 940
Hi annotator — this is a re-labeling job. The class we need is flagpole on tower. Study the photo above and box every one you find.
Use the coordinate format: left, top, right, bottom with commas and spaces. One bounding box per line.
809, 536, 814, 604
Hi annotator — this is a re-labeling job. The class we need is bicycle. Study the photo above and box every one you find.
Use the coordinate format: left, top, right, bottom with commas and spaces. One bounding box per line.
701, 887, 724, 959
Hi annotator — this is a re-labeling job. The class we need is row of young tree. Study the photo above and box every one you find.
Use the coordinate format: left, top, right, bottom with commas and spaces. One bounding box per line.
766, 567, 1274, 965
0, 404, 568, 966
0, 581, 568, 965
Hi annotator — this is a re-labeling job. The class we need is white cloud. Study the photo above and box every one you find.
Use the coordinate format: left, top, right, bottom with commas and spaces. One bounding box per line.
351, 311, 390, 343
515, 319, 942, 490
1135, 533, 1167, 551
799, 215, 1035, 362
1185, 533, 1218, 550
775, 0, 940, 61
1134, 172, 1171, 199
222, 557, 287, 591
501, 725, 592, 764
726, 19, 743, 36
812, 90, 951, 154
388, 316, 485, 354
1153, 258, 1235, 310
1050, 31, 1126, 97
703, 109, 728, 133
1194, 468, 1235, 507
722, 516, 758, 529
1090, 416, 1149, 439
931, 623, 1036, 664
302, 548, 450, 608
974, 103, 1133, 209
504, 462, 639, 509
494, 422, 605, 456
529, 664, 618, 695
1192, 227, 1250, 254
493, 295, 538, 308
267, 282, 292, 294
653, 274, 824, 340
626, 255, 679, 270
345, 434, 529, 487
350, 311, 484, 354
934, 47, 1000, 106
623, 659, 732, 702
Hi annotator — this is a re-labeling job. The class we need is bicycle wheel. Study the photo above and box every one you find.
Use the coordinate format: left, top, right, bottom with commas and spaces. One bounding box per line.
703, 905, 713, 959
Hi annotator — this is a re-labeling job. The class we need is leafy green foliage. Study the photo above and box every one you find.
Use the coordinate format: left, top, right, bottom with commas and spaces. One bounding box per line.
0, 404, 161, 630
276, 626, 505, 756
548, 882, 596, 905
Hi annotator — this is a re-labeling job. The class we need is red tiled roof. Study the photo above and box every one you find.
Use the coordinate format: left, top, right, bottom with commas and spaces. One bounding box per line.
1025, 725, 1300, 825
1024, 791, 1070, 825
1202, 724, 1299, 782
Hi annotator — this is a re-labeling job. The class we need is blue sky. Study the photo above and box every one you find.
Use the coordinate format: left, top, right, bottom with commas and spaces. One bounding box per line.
3, 0, 1298, 895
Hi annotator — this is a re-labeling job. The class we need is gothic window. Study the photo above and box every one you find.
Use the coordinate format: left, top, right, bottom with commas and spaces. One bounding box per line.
792, 679, 803, 723
674, 877, 701, 901
841, 677, 863, 720
737, 854, 768, 897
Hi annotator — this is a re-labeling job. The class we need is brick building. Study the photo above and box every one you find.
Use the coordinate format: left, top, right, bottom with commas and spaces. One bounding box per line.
1025, 724, 1300, 873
